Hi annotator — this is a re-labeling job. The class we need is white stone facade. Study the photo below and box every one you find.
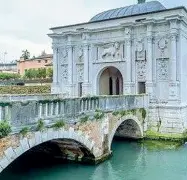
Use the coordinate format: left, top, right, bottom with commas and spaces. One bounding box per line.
48, 2, 187, 134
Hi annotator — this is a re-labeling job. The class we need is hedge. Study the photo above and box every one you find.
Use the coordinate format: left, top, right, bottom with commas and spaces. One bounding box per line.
0, 85, 51, 94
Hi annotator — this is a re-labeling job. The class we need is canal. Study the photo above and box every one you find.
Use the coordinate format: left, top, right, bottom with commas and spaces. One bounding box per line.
0, 140, 187, 180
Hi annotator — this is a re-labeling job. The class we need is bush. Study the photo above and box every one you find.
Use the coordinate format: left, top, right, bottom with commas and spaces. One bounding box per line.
51, 120, 65, 130
0, 73, 20, 80
20, 127, 29, 137
36, 119, 45, 131
94, 110, 104, 121
80, 115, 89, 123
0, 120, 11, 138
0, 85, 50, 94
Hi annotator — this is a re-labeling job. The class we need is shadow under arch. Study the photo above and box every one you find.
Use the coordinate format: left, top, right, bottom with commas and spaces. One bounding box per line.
109, 115, 144, 150
0, 128, 98, 173
96, 65, 124, 95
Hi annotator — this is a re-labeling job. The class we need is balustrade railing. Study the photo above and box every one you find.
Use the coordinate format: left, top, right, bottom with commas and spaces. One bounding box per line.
0, 94, 148, 132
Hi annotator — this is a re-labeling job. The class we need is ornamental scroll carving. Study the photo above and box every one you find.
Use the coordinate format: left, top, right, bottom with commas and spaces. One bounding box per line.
59, 48, 68, 64
77, 65, 84, 82
77, 47, 83, 63
61, 65, 68, 83
136, 60, 146, 81
156, 36, 169, 58
156, 58, 169, 81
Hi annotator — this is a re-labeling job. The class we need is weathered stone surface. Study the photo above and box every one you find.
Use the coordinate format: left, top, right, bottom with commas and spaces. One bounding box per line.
4, 147, 17, 162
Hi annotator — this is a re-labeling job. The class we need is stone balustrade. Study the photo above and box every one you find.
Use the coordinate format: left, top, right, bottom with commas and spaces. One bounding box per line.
0, 94, 148, 132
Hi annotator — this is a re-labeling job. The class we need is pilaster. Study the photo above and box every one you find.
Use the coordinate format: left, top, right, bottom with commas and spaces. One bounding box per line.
51, 46, 60, 94
82, 33, 91, 96
124, 27, 133, 94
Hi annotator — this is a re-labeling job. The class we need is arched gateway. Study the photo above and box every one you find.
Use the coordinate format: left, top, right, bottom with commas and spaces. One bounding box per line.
98, 66, 123, 95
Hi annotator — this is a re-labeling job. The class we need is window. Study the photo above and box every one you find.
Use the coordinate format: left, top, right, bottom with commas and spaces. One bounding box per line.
38, 60, 41, 63
138, 82, 146, 94
45, 60, 48, 63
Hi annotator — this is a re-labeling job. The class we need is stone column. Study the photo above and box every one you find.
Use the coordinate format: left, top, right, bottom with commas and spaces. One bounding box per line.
67, 45, 75, 97
168, 19, 179, 102
146, 23, 155, 100
170, 33, 177, 82
51, 46, 60, 94
146, 35, 154, 98
124, 37, 133, 94
82, 44, 91, 96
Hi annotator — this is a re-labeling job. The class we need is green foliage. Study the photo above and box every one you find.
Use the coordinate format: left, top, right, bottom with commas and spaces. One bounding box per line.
46, 68, 53, 78
19, 127, 29, 137
21, 49, 30, 60
36, 119, 45, 131
0, 85, 50, 94
140, 108, 147, 119
80, 115, 89, 123
51, 120, 65, 130
24, 68, 48, 79
0, 120, 11, 138
112, 111, 120, 116
94, 109, 104, 120
0, 73, 20, 80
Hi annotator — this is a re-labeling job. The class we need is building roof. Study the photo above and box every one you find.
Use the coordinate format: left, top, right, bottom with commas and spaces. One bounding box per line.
90, 1, 166, 22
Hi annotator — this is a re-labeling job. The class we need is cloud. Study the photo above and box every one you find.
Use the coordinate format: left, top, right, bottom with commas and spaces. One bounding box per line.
0, 0, 186, 62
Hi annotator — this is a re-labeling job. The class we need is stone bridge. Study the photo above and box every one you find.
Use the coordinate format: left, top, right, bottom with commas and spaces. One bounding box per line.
0, 94, 148, 173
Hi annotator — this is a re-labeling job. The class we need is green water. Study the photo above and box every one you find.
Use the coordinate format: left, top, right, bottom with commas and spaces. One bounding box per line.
1, 140, 187, 180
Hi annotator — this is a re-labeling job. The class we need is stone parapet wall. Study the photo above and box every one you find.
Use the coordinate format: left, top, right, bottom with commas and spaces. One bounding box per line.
0, 94, 148, 132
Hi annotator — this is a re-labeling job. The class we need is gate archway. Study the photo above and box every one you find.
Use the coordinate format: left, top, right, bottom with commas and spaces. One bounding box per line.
98, 66, 123, 95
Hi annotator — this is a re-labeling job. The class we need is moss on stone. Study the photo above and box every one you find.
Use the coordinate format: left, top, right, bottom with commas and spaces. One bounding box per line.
145, 130, 185, 142
139, 139, 182, 150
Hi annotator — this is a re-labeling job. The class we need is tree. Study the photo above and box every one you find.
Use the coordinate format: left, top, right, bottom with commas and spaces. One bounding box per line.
21, 49, 30, 60
47, 68, 53, 78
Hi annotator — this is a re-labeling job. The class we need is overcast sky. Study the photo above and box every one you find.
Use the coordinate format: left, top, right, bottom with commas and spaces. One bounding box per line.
0, 0, 186, 62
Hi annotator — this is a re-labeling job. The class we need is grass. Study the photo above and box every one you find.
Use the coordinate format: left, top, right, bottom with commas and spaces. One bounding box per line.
51, 120, 65, 130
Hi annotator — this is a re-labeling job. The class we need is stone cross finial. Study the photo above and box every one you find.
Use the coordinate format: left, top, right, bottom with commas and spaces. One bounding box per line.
138, 0, 146, 4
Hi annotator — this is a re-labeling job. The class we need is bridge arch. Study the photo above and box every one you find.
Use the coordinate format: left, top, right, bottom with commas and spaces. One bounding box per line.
109, 115, 144, 150
0, 127, 99, 173
96, 66, 124, 95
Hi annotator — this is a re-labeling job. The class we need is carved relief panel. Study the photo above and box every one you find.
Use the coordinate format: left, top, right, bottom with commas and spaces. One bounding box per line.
75, 46, 84, 64
136, 60, 146, 81
135, 38, 146, 61
59, 47, 68, 64
61, 65, 68, 83
155, 36, 169, 59
95, 42, 123, 62
58, 47, 68, 84
76, 64, 84, 82
156, 58, 169, 81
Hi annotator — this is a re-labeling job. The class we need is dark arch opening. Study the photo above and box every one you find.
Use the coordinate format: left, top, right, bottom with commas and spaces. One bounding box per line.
116, 77, 120, 95
0, 139, 95, 178
99, 66, 123, 95
114, 119, 142, 140
109, 77, 113, 95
